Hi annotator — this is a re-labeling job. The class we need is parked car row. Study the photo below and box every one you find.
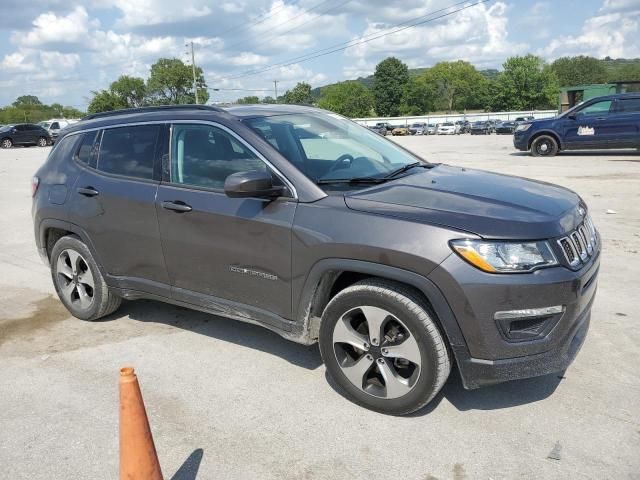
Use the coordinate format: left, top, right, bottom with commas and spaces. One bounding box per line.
0, 123, 52, 148
368, 116, 537, 136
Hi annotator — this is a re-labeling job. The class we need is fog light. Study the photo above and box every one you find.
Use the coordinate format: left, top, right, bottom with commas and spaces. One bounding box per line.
494, 305, 564, 320
494, 305, 565, 342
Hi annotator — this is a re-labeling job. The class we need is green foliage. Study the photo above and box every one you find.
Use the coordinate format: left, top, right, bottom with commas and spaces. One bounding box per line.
317, 81, 374, 117
146, 58, 208, 105
282, 82, 313, 104
401, 76, 435, 115
237, 95, 260, 104
421, 61, 488, 112
373, 57, 409, 116
550, 56, 608, 86
110, 75, 146, 108
87, 90, 126, 114
0, 96, 84, 124
262, 96, 277, 104
490, 55, 559, 111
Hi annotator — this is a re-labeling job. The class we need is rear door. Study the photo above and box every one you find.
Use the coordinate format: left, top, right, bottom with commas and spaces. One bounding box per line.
13, 125, 30, 144
609, 97, 640, 148
67, 124, 169, 294
155, 122, 296, 320
562, 99, 616, 149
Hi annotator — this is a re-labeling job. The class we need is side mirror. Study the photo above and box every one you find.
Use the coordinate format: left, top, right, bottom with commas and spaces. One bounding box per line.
224, 170, 286, 199
567, 112, 579, 120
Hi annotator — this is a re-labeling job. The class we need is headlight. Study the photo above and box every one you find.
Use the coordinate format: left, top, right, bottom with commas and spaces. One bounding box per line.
450, 239, 558, 273
515, 124, 532, 132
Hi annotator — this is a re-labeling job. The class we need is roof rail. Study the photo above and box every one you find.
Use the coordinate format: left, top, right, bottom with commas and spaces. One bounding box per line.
82, 104, 224, 121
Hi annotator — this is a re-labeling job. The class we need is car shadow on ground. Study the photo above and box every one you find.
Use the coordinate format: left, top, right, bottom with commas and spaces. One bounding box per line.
117, 299, 562, 414
509, 150, 639, 157
118, 299, 323, 371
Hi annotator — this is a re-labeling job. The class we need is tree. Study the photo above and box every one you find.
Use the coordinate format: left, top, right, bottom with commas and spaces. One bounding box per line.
422, 61, 488, 113
146, 58, 208, 105
13, 95, 42, 107
490, 55, 559, 111
401, 76, 435, 115
262, 96, 276, 104
317, 81, 374, 117
237, 95, 260, 104
373, 57, 409, 116
282, 82, 313, 104
87, 90, 126, 114
110, 75, 146, 108
550, 56, 608, 86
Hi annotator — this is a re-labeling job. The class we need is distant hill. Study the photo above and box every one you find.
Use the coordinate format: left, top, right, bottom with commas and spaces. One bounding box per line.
311, 67, 500, 98
310, 59, 640, 98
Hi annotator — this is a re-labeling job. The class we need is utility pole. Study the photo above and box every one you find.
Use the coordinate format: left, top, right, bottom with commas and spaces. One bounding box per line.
187, 41, 199, 104
273, 80, 279, 101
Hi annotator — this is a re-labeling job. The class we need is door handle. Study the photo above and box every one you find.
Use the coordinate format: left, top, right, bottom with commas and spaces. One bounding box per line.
161, 201, 192, 213
77, 186, 99, 197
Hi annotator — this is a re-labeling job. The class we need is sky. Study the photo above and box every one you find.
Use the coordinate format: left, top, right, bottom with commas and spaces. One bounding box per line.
0, 0, 639, 109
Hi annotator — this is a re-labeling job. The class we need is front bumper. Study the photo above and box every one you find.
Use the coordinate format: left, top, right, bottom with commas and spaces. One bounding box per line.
429, 247, 600, 389
513, 131, 529, 150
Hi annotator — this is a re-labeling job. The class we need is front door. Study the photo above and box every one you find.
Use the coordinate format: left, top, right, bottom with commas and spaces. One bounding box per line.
155, 122, 296, 321
562, 99, 616, 149
67, 125, 169, 294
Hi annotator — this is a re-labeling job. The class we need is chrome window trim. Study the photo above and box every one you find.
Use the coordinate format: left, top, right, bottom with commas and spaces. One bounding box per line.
63, 120, 298, 199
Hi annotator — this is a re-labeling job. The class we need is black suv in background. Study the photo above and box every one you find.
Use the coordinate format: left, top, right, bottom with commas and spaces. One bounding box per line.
1, 123, 51, 148
32, 105, 600, 414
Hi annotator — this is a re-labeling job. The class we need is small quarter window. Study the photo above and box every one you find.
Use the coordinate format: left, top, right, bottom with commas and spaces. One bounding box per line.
617, 98, 640, 113
75, 131, 98, 165
97, 125, 160, 180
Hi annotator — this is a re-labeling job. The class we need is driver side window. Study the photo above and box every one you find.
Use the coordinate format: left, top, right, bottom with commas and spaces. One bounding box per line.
170, 124, 268, 190
579, 100, 612, 116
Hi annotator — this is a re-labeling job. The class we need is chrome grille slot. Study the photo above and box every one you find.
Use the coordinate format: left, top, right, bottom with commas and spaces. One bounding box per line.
557, 220, 597, 268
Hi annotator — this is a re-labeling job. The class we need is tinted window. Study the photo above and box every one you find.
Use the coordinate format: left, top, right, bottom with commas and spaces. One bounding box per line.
75, 131, 99, 165
51, 122, 60, 129
15, 125, 26, 131
171, 124, 267, 190
580, 100, 612, 116
50, 134, 81, 162
97, 125, 160, 180
617, 98, 640, 113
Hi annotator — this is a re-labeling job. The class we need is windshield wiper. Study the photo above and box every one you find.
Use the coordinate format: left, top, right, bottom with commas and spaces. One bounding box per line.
316, 177, 388, 185
384, 162, 431, 179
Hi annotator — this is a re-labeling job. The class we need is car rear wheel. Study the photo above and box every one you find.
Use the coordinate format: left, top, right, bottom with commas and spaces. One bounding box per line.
319, 279, 451, 415
1, 138, 12, 148
37, 137, 48, 147
531, 135, 558, 157
50, 235, 122, 321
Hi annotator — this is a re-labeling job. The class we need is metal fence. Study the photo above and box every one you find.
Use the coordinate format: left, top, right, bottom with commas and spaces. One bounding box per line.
353, 110, 558, 127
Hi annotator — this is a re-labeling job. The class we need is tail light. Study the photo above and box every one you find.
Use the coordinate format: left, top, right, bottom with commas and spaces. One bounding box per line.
31, 176, 39, 197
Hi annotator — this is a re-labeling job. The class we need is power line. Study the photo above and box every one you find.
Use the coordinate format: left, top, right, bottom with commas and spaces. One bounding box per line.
223, 0, 350, 53
222, 0, 488, 81
208, 87, 273, 92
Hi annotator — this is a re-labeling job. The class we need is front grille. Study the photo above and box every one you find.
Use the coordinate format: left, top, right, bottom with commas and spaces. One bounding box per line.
557, 218, 598, 268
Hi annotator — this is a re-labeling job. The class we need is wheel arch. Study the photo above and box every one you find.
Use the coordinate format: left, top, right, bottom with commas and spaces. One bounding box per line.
297, 259, 467, 352
528, 130, 563, 150
38, 219, 107, 277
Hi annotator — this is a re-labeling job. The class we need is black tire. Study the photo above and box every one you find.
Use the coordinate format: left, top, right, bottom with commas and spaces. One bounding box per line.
319, 279, 451, 415
38, 137, 48, 147
1, 138, 12, 148
530, 135, 558, 157
50, 235, 122, 321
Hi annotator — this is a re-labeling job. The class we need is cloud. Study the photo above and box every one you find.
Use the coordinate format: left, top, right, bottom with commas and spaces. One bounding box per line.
346, 2, 527, 69
541, 7, 640, 59
600, 0, 640, 13
12, 6, 98, 48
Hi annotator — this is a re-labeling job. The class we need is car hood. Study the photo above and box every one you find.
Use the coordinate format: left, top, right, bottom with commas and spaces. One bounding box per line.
344, 165, 584, 239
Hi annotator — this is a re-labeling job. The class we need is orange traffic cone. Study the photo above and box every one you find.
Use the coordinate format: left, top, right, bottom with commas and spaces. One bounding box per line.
119, 367, 163, 480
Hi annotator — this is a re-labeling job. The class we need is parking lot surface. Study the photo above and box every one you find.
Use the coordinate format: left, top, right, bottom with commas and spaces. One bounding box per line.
1, 135, 638, 479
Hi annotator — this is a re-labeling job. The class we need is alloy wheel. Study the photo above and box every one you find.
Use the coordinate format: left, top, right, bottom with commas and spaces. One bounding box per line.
38, 137, 48, 147
56, 249, 95, 309
1, 139, 12, 148
332, 306, 422, 399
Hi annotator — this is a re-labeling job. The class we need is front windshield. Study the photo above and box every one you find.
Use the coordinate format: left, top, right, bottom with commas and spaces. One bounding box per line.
244, 112, 423, 183
39, 122, 51, 128
442, 123, 454, 126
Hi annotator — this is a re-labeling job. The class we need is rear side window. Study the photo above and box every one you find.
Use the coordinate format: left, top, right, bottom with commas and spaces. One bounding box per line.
616, 98, 640, 113
75, 131, 99, 165
97, 125, 160, 180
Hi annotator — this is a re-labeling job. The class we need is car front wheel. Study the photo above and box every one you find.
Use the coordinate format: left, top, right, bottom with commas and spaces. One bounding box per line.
1, 138, 12, 148
38, 137, 48, 147
319, 279, 451, 415
530, 135, 559, 157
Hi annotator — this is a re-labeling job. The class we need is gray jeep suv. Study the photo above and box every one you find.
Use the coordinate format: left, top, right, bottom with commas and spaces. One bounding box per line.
32, 105, 600, 414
